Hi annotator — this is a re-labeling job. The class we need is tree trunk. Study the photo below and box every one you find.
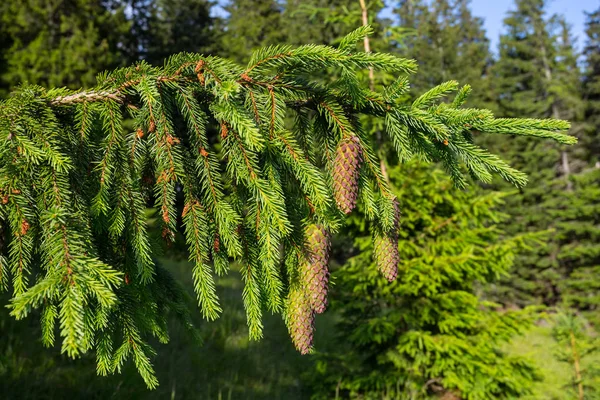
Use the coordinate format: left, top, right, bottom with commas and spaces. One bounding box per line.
540, 39, 573, 190
570, 331, 584, 400
358, 0, 375, 90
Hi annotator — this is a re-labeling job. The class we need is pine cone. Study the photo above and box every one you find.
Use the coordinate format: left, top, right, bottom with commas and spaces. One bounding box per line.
288, 287, 314, 355
333, 135, 362, 214
302, 224, 331, 314
374, 233, 399, 282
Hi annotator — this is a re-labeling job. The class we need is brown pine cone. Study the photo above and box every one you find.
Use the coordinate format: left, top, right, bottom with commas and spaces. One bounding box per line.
332, 135, 362, 214
373, 232, 399, 282
287, 286, 314, 355
302, 224, 331, 314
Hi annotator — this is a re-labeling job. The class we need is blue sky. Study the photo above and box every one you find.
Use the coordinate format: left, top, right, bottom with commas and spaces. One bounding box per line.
214, 1, 597, 51
462, 0, 594, 51
381, 0, 597, 52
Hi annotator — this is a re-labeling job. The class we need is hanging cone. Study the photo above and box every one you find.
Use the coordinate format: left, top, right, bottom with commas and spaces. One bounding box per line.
374, 196, 400, 282
287, 286, 315, 355
333, 135, 362, 214
302, 224, 331, 313
373, 233, 399, 282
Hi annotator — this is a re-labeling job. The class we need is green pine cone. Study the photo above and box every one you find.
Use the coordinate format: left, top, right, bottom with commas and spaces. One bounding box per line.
287, 286, 315, 355
333, 135, 362, 214
302, 224, 331, 314
373, 232, 399, 282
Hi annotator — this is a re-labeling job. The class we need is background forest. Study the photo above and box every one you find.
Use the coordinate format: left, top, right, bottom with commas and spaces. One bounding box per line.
0, 0, 599, 399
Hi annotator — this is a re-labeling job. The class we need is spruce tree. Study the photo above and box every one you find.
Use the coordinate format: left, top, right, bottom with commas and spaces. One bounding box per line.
583, 7, 600, 165
306, 162, 543, 399
221, 0, 286, 63
143, 0, 220, 65
490, 0, 582, 176
553, 170, 600, 326
284, 0, 388, 48
0, 0, 131, 90
483, 0, 585, 308
486, 168, 600, 323
0, 28, 573, 387
393, 0, 492, 104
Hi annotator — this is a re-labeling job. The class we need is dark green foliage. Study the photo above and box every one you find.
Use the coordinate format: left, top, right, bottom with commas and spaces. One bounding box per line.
488, 0, 582, 173
0, 0, 131, 90
473, 3, 600, 335
393, 0, 492, 105
487, 169, 600, 320
221, 0, 287, 63
285, 0, 388, 48
143, 0, 220, 64
307, 162, 542, 399
583, 7, 600, 165
0, 28, 573, 387
554, 171, 600, 325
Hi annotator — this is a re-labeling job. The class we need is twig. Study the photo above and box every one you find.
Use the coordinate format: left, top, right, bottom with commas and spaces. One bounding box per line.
50, 91, 124, 105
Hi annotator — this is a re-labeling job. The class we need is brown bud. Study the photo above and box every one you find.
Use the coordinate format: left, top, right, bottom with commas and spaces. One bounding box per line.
332, 136, 362, 214
214, 234, 220, 252
199, 147, 209, 157
182, 203, 191, 218
136, 128, 144, 138
2, 196, 8, 204
220, 122, 228, 139
20, 220, 30, 236
149, 119, 156, 133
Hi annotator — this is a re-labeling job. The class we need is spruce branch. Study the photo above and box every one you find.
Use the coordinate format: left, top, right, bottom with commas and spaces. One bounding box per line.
0, 27, 575, 388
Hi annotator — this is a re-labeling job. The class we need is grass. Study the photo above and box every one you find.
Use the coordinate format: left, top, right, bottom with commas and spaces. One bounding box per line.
505, 323, 600, 400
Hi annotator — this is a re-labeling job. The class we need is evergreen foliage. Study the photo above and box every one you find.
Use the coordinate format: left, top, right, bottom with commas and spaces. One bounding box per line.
393, 0, 492, 105
221, 0, 287, 63
487, 169, 600, 319
480, 0, 593, 311
143, 0, 219, 65
307, 162, 543, 399
0, 28, 573, 387
489, 0, 582, 177
285, 0, 388, 48
0, 0, 131, 91
583, 7, 600, 165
